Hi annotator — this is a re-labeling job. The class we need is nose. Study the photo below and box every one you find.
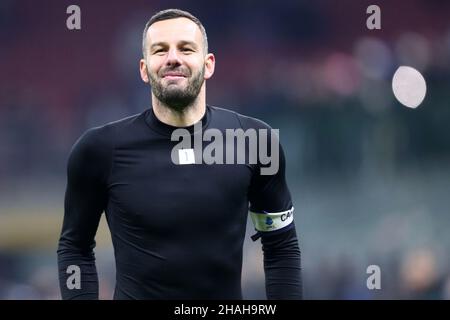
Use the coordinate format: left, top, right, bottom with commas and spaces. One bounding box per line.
165, 47, 182, 66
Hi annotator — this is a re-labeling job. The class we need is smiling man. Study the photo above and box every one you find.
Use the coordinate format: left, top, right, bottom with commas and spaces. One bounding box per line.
57, 9, 302, 300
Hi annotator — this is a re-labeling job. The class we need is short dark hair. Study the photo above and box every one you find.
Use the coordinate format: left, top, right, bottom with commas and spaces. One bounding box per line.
142, 9, 208, 58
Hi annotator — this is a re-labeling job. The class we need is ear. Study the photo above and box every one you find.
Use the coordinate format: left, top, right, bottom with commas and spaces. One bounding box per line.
204, 53, 215, 80
140, 59, 149, 83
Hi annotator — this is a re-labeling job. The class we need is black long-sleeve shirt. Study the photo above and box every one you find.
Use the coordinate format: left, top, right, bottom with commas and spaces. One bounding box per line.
57, 105, 302, 299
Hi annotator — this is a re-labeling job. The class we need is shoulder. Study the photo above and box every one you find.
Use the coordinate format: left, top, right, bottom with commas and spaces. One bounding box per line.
69, 112, 142, 162
73, 113, 142, 151
208, 105, 273, 131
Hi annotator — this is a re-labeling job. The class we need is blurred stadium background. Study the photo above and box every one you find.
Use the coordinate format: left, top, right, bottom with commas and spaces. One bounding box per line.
1, 0, 450, 299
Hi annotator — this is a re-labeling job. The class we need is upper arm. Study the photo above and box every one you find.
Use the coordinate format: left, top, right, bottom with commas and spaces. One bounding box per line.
242, 116, 295, 238
59, 127, 113, 253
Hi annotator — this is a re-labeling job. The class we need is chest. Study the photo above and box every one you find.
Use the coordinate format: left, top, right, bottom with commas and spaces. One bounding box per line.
106, 141, 253, 232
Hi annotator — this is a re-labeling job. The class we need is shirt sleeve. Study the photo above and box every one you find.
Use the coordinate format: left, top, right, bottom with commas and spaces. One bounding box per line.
57, 126, 112, 299
244, 116, 303, 300
246, 118, 294, 236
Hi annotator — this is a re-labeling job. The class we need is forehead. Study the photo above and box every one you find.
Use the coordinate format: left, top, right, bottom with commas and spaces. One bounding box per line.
146, 17, 202, 46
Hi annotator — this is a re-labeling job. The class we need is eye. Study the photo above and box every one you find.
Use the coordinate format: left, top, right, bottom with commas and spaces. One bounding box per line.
153, 49, 166, 55
181, 47, 194, 53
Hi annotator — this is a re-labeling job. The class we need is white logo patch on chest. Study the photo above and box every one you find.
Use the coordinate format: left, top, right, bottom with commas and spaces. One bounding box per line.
178, 148, 196, 165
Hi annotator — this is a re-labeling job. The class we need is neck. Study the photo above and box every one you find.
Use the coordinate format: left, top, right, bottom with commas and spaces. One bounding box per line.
151, 86, 206, 127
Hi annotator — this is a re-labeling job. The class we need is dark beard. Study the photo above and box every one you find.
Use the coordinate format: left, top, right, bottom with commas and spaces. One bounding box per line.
148, 65, 205, 112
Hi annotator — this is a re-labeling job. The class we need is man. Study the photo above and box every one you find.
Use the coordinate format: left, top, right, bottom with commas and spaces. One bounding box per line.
57, 8, 302, 300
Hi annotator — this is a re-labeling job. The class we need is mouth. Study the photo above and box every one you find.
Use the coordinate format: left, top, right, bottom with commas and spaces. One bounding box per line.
162, 72, 187, 80
163, 75, 186, 81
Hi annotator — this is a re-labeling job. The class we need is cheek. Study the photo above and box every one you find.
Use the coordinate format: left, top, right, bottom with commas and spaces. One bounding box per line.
149, 63, 159, 74
147, 59, 163, 76
186, 58, 205, 74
